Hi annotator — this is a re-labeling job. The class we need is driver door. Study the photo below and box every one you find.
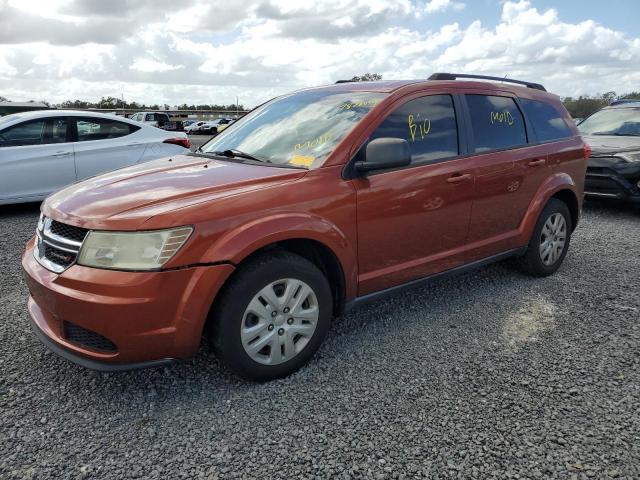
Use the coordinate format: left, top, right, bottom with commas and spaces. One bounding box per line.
351, 94, 475, 295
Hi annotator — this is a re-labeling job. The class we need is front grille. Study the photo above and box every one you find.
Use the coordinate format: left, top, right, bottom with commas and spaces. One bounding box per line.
50, 220, 88, 243
42, 243, 75, 267
63, 321, 117, 353
34, 215, 86, 273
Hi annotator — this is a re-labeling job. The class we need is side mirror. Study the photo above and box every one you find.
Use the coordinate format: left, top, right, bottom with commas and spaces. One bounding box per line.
355, 138, 411, 174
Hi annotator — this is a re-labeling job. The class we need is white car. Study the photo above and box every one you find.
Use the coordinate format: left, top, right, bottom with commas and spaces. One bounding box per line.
194, 118, 234, 135
0, 110, 190, 205
184, 121, 207, 134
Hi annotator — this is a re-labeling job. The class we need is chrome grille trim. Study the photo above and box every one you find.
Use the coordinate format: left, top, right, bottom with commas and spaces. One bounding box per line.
34, 216, 86, 273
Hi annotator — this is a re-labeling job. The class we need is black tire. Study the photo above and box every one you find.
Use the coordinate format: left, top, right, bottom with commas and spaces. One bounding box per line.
515, 198, 572, 277
210, 251, 332, 381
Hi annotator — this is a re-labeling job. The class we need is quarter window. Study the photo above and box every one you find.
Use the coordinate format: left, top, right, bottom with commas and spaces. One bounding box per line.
76, 118, 139, 141
520, 99, 573, 142
466, 95, 527, 152
0, 118, 68, 147
371, 95, 459, 164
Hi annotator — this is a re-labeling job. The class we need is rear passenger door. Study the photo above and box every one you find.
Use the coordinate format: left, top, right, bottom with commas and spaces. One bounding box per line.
0, 117, 75, 201
353, 94, 475, 295
462, 93, 548, 260
72, 117, 145, 180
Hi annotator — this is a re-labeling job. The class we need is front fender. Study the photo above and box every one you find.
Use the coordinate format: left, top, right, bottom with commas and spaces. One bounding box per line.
518, 172, 579, 242
202, 213, 358, 301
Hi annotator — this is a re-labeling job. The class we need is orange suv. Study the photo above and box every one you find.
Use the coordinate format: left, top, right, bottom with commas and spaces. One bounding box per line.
23, 73, 588, 380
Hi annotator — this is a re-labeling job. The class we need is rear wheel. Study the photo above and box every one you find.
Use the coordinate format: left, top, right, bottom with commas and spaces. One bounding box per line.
515, 198, 572, 277
210, 251, 332, 381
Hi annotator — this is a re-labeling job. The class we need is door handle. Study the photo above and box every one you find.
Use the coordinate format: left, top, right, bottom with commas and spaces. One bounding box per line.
528, 158, 546, 167
52, 151, 71, 157
127, 142, 144, 147
447, 173, 473, 184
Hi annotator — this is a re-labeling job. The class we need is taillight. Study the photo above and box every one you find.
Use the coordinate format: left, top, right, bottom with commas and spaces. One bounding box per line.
583, 143, 592, 160
164, 137, 190, 149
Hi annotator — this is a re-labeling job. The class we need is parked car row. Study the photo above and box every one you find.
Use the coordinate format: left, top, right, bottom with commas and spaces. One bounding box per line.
5, 73, 639, 381
128, 113, 235, 134
185, 117, 234, 135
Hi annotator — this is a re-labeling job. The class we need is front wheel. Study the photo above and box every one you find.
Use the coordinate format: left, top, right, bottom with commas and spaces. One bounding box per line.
210, 251, 332, 381
515, 198, 572, 277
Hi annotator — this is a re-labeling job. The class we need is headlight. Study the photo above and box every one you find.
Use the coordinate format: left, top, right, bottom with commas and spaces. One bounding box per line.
77, 227, 193, 271
619, 151, 640, 162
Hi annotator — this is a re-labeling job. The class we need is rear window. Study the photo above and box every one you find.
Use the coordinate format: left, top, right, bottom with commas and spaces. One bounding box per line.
76, 118, 139, 141
520, 99, 573, 142
466, 95, 527, 152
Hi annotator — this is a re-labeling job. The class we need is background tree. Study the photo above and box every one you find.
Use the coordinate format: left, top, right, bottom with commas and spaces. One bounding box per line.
350, 73, 383, 82
561, 91, 640, 119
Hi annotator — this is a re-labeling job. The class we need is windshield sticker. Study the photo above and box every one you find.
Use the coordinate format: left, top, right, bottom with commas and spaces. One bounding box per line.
289, 155, 315, 167
490, 111, 514, 125
407, 114, 431, 142
294, 132, 331, 152
338, 99, 381, 110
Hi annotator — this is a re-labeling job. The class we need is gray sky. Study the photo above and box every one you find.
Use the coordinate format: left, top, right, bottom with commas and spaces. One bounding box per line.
0, 0, 638, 108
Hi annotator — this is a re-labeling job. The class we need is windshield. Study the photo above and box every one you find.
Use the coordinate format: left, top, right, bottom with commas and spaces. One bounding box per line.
201, 90, 387, 168
578, 108, 640, 136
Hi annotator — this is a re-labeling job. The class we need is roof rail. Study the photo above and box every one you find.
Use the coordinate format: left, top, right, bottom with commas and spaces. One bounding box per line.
428, 73, 546, 92
335, 80, 353, 84
609, 98, 640, 106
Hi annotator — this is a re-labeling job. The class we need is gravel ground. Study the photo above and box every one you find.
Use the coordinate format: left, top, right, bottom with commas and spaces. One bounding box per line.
1, 201, 639, 479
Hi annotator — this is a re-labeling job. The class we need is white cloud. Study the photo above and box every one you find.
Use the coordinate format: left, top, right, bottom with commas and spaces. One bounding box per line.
130, 58, 182, 73
424, 0, 465, 14
0, 0, 638, 107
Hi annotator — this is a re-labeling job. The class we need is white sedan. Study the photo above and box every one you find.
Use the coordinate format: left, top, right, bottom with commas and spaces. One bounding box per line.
184, 121, 207, 134
0, 110, 190, 205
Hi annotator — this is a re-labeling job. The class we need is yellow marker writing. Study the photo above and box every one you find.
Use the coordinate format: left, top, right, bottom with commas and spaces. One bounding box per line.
407, 114, 431, 142
490, 111, 514, 125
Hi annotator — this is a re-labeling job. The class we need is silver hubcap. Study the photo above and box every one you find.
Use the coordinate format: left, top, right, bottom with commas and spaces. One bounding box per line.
539, 212, 567, 266
241, 278, 319, 365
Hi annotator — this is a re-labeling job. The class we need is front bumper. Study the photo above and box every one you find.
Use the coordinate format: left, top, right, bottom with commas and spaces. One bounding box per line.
585, 157, 640, 203
22, 237, 235, 370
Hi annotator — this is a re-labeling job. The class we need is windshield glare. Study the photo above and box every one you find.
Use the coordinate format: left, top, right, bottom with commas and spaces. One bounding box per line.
578, 108, 640, 136
201, 90, 387, 168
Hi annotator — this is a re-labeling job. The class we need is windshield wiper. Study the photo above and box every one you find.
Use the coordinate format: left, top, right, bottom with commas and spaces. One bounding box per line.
590, 132, 640, 136
213, 149, 272, 163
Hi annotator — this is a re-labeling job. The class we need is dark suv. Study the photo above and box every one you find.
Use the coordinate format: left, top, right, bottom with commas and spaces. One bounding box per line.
579, 99, 640, 204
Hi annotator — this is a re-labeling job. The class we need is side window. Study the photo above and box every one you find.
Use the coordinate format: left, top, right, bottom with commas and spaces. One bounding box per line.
76, 118, 140, 141
371, 95, 459, 164
48, 118, 67, 144
520, 98, 573, 142
0, 118, 67, 147
145, 114, 154, 121
0, 120, 45, 147
466, 95, 527, 152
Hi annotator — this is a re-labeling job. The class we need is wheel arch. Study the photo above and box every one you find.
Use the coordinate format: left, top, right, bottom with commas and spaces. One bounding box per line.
550, 188, 580, 231
519, 173, 581, 241
202, 214, 357, 324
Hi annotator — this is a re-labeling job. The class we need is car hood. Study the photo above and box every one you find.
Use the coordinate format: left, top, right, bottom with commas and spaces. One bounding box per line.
43, 154, 307, 230
583, 135, 640, 156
